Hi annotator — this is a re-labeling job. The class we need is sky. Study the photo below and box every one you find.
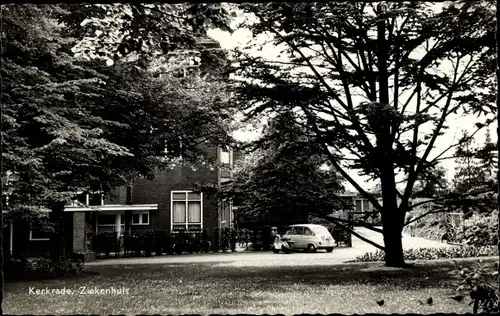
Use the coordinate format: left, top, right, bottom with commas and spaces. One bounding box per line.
206, 5, 497, 192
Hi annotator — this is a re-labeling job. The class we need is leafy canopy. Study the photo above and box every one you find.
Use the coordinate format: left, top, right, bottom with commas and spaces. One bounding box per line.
226, 112, 346, 228
1, 4, 233, 215
231, 1, 495, 213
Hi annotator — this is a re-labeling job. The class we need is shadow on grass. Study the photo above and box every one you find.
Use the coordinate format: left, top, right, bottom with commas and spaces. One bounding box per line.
79, 257, 497, 292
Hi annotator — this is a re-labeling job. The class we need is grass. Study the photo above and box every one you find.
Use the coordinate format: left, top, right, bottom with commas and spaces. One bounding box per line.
3, 257, 497, 315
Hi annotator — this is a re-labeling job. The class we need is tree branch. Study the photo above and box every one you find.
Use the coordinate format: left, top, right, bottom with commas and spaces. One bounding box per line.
332, 220, 385, 251
323, 215, 384, 233
253, 12, 376, 154
401, 54, 463, 207
404, 205, 460, 227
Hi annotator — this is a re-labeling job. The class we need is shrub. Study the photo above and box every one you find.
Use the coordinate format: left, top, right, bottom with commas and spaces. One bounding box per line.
127, 230, 157, 256
251, 230, 262, 251
93, 232, 119, 258
162, 231, 175, 254
142, 230, 155, 256
355, 246, 499, 262
453, 260, 499, 313
200, 229, 211, 253
184, 232, 201, 253
220, 227, 231, 252
173, 230, 188, 254
4, 256, 83, 281
461, 210, 498, 247
214, 227, 220, 252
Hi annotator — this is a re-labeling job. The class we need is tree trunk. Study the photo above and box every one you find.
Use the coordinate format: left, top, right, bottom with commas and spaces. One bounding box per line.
381, 213, 405, 267
49, 201, 67, 262
376, 4, 407, 268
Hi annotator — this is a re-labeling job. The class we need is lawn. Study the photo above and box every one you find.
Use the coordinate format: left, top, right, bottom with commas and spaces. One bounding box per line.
3, 257, 497, 315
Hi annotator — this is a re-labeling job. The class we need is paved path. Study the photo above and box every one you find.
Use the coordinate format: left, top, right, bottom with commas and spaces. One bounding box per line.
87, 227, 454, 267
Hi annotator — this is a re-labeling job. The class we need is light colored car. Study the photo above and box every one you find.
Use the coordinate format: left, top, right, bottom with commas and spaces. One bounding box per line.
282, 224, 336, 253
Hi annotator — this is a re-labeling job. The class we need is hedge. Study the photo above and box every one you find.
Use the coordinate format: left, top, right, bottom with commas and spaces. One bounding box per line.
355, 246, 499, 262
4, 256, 83, 281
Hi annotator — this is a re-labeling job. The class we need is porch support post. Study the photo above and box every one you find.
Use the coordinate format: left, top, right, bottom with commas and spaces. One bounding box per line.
10, 223, 13, 255
72, 212, 86, 253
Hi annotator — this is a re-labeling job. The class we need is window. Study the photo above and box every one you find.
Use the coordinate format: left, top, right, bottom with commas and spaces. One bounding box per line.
171, 191, 203, 231
89, 192, 104, 206
219, 148, 233, 167
220, 151, 230, 164
355, 200, 362, 212
303, 228, 313, 236
97, 214, 124, 234
70, 191, 103, 206
355, 199, 372, 212
132, 211, 150, 225
293, 227, 304, 235
29, 229, 51, 241
74, 192, 87, 205
363, 199, 370, 211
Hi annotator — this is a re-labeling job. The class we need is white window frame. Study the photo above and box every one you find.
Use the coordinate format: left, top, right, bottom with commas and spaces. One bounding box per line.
132, 211, 150, 225
170, 190, 203, 232
219, 147, 233, 167
96, 213, 124, 235
29, 229, 50, 241
70, 191, 104, 207
355, 198, 380, 212
87, 192, 104, 206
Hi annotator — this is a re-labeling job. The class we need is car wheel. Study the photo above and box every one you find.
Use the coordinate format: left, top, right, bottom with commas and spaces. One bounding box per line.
326, 247, 334, 253
307, 244, 317, 253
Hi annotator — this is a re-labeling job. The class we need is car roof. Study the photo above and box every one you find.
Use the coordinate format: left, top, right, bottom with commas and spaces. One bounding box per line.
289, 224, 324, 228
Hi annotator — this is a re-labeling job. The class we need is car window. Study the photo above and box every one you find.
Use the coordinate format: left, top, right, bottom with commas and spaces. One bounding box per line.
294, 227, 304, 235
285, 230, 293, 235
311, 226, 331, 235
303, 228, 313, 235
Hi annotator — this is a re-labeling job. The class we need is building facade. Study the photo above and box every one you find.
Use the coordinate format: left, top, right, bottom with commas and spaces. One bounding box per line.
2, 146, 236, 259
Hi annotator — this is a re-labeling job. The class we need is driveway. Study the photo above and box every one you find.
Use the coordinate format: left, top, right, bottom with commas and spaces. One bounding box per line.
87, 227, 453, 267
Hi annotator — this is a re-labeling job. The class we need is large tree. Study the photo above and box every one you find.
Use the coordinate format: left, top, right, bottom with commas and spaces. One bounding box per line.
1, 4, 233, 261
230, 1, 496, 266
222, 112, 347, 231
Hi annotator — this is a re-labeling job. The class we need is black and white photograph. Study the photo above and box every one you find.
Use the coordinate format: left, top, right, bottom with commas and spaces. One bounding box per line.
1, 1, 499, 314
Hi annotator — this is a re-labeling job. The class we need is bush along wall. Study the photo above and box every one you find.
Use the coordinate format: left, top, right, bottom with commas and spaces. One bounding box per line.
93, 229, 214, 258
92, 227, 278, 258
92, 232, 120, 258
4, 256, 84, 281
461, 210, 498, 247
355, 246, 499, 262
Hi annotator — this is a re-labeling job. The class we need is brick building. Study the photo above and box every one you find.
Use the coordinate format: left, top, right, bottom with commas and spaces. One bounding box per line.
2, 36, 239, 259
2, 146, 237, 259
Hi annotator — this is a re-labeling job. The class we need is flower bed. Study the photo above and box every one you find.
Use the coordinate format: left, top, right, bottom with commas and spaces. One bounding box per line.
4, 256, 83, 281
355, 246, 499, 262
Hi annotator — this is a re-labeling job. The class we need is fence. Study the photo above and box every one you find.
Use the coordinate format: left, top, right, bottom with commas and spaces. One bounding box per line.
91, 226, 276, 258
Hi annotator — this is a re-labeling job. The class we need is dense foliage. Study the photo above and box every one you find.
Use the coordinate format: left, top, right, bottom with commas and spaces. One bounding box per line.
4, 256, 83, 281
1, 4, 233, 260
230, 1, 496, 266
92, 230, 217, 258
454, 260, 499, 313
222, 112, 346, 231
59, 3, 233, 66
453, 129, 497, 195
461, 210, 499, 247
355, 246, 498, 262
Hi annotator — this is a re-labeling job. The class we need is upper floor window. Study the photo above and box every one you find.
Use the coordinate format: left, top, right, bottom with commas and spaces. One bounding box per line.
219, 148, 233, 167
220, 150, 230, 164
70, 192, 103, 207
